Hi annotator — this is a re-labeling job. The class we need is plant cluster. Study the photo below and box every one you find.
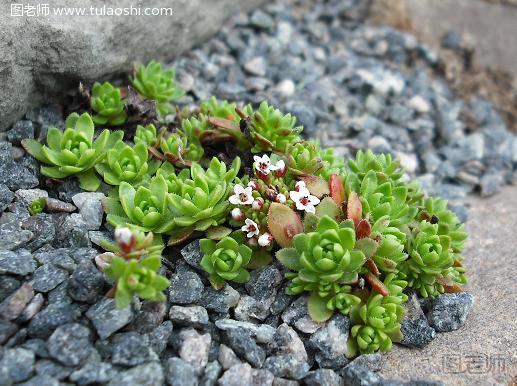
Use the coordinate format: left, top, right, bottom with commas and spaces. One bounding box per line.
22, 61, 468, 356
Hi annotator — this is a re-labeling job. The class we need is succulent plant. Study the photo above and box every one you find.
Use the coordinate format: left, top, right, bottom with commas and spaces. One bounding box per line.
277, 216, 366, 321
350, 293, 405, 354
105, 174, 170, 232
22, 112, 123, 191
95, 140, 158, 186
200, 97, 247, 121
28, 197, 46, 215
134, 124, 159, 147
402, 220, 463, 297
103, 227, 169, 308
158, 157, 241, 235
348, 150, 404, 184
247, 101, 303, 153
90, 82, 127, 126
199, 236, 252, 289
317, 146, 347, 180
159, 130, 203, 165
285, 141, 325, 176
130, 61, 184, 117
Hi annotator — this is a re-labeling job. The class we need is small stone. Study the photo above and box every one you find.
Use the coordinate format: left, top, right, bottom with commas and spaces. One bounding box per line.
264, 354, 310, 380
219, 363, 253, 386
35, 359, 73, 380
282, 296, 323, 334
0, 282, 34, 320
32, 264, 68, 293
33, 249, 76, 271
70, 362, 117, 385
303, 369, 341, 386
165, 357, 198, 386
408, 95, 430, 114
22, 214, 56, 251
200, 361, 222, 386
198, 284, 240, 314
107, 362, 164, 386
341, 364, 381, 386
0, 249, 36, 275
396, 152, 418, 174
215, 319, 276, 344
68, 260, 105, 303
169, 267, 204, 305
216, 83, 245, 100
244, 57, 267, 77
86, 298, 134, 339
0, 348, 35, 383
348, 354, 383, 372
0, 160, 39, 191
180, 239, 203, 269
71, 192, 105, 230
0, 223, 33, 250
0, 319, 18, 344
147, 321, 173, 355
250, 9, 274, 30
234, 294, 270, 321
0, 184, 14, 212
272, 378, 298, 386
0, 275, 21, 302
44, 198, 76, 213
128, 300, 167, 334
18, 292, 45, 322
178, 328, 211, 371
47, 323, 92, 366
272, 323, 307, 362
28, 302, 81, 339
218, 344, 241, 370
169, 305, 209, 327
8, 120, 34, 144
246, 265, 282, 303
223, 327, 266, 368
15, 188, 48, 206
308, 313, 350, 359
480, 172, 503, 197
400, 293, 436, 348
111, 332, 158, 366
425, 292, 474, 332
17, 374, 60, 386
314, 353, 349, 371
276, 79, 295, 97
251, 368, 275, 386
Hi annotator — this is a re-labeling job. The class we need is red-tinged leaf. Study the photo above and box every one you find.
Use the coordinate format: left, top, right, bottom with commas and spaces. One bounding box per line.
365, 258, 380, 276
347, 192, 362, 227
365, 272, 389, 296
148, 146, 165, 160
300, 175, 330, 198
443, 284, 464, 293
105, 286, 117, 298
329, 174, 345, 206
267, 203, 303, 248
453, 259, 463, 268
208, 117, 240, 131
355, 219, 371, 239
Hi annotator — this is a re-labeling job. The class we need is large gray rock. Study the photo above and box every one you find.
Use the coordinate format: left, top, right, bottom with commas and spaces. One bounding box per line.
0, 0, 265, 131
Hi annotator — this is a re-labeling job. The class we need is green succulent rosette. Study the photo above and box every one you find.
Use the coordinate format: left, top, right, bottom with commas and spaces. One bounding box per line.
22, 112, 123, 191
105, 174, 170, 232
350, 292, 405, 355
199, 236, 252, 289
200, 97, 250, 121
349, 150, 404, 183
90, 82, 127, 126
157, 157, 241, 234
28, 198, 46, 215
134, 124, 159, 147
95, 140, 159, 186
402, 220, 465, 297
317, 146, 347, 179
130, 61, 184, 117
285, 141, 324, 176
159, 130, 203, 165
248, 101, 303, 153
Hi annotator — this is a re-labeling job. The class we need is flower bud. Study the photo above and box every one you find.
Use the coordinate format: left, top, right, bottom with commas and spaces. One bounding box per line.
295, 180, 306, 192
247, 180, 259, 191
231, 208, 245, 221
274, 160, 287, 177
115, 227, 134, 253
258, 233, 273, 247
95, 252, 115, 271
252, 198, 264, 211
247, 236, 259, 247
264, 186, 278, 201
276, 193, 287, 203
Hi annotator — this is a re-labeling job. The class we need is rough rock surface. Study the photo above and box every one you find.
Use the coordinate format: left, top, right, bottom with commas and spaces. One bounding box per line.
0, 0, 265, 131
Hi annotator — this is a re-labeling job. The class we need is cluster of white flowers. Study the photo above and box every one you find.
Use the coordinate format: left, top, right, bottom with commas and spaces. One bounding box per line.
227, 154, 321, 245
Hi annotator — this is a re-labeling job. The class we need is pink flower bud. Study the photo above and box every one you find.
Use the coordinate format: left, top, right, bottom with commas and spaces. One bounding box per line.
276, 193, 287, 203
252, 198, 264, 211
247, 180, 259, 191
231, 208, 245, 221
258, 233, 273, 247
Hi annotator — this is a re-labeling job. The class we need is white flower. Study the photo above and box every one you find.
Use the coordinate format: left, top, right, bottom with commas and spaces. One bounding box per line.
231, 208, 245, 221
229, 184, 254, 205
294, 180, 306, 192
289, 187, 320, 214
276, 193, 287, 203
258, 233, 273, 247
254, 154, 274, 175
273, 159, 286, 177
241, 218, 260, 238
114, 227, 133, 246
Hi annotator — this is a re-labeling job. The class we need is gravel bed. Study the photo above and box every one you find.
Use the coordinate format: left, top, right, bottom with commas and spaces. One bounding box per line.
0, 0, 510, 385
